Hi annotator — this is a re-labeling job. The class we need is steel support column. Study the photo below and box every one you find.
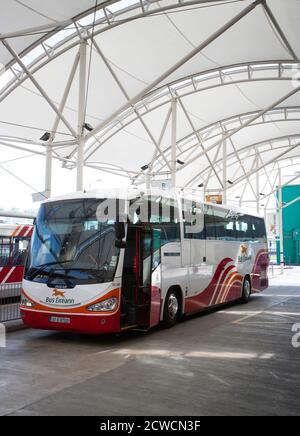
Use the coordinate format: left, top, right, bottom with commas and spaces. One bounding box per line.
171, 98, 177, 189
223, 137, 227, 204
77, 41, 87, 192
45, 50, 80, 198
45, 145, 53, 199
256, 150, 260, 214
278, 168, 284, 274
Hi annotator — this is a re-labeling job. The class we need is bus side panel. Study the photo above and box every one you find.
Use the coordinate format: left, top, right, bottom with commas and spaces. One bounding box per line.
187, 239, 212, 304
184, 240, 266, 312
184, 256, 237, 313
160, 242, 188, 314
149, 265, 162, 328
183, 239, 269, 315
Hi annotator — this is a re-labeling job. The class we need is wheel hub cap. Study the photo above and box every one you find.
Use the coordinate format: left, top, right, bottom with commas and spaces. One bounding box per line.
168, 294, 178, 320
244, 281, 250, 297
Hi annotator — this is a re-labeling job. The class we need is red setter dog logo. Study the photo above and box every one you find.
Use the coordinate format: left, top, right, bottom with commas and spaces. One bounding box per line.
241, 245, 248, 255
52, 289, 66, 298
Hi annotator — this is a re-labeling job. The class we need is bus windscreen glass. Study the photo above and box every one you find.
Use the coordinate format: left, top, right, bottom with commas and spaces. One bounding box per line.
25, 199, 120, 286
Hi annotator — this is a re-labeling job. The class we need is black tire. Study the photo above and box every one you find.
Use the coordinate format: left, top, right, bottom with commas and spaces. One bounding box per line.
162, 289, 180, 328
241, 277, 251, 304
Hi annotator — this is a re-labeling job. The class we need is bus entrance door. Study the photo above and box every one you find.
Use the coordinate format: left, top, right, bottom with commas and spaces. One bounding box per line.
121, 226, 162, 330
148, 228, 162, 328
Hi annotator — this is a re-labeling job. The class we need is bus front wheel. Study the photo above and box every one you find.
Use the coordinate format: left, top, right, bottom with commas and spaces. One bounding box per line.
162, 289, 180, 328
241, 277, 251, 304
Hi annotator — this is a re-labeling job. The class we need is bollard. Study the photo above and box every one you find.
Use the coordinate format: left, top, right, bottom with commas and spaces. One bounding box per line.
0, 323, 6, 348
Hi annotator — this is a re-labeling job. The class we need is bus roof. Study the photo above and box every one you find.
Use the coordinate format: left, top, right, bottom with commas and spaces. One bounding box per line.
43, 189, 263, 219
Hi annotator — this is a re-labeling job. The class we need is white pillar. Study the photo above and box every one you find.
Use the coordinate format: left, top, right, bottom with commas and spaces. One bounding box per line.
222, 137, 227, 204
278, 168, 284, 274
77, 41, 87, 192
256, 150, 260, 214
264, 207, 267, 226
146, 172, 151, 190
45, 144, 53, 198
202, 185, 206, 203
171, 98, 177, 190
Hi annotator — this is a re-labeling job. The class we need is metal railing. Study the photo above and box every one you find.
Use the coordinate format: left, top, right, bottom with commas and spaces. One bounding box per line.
0, 283, 22, 322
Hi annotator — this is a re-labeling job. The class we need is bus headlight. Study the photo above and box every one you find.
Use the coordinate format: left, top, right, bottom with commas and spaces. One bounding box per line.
87, 297, 118, 312
21, 294, 35, 308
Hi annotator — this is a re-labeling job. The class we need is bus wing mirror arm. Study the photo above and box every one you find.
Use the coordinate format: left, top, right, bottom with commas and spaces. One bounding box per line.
115, 240, 127, 249
115, 222, 126, 248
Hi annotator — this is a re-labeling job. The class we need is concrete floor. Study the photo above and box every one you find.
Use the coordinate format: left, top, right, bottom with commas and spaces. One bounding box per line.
1, 272, 300, 416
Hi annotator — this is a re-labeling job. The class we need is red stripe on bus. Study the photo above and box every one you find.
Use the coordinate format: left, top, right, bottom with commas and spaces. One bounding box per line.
211, 264, 236, 306
185, 258, 233, 313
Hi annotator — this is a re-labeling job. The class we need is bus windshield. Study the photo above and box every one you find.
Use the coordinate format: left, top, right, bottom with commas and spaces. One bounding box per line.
25, 199, 120, 286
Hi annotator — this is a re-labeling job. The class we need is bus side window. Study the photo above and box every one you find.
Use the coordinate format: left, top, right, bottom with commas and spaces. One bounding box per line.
236, 214, 253, 242
0, 237, 11, 267
162, 223, 180, 243
182, 201, 205, 240
204, 206, 215, 240
251, 217, 267, 243
213, 208, 236, 241
148, 196, 180, 225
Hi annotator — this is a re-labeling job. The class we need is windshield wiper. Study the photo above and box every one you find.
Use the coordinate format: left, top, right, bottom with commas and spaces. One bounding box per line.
27, 260, 74, 280
55, 268, 107, 283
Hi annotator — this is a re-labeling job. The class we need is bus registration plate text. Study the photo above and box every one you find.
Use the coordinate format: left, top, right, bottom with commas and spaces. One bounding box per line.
49, 317, 71, 324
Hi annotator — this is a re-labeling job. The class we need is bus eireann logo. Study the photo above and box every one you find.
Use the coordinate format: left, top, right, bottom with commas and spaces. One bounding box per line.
238, 245, 252, 263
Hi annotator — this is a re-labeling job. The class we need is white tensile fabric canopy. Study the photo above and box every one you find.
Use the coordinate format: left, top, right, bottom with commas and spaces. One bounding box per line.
0, 0, 299, 210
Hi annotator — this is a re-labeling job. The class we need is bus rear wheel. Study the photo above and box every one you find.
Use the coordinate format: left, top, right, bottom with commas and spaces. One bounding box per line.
241, 277, 251, 304
162, 289, 180, 328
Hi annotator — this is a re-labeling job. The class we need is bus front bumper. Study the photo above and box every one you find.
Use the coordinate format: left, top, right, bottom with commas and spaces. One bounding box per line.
21, 309, 121, 335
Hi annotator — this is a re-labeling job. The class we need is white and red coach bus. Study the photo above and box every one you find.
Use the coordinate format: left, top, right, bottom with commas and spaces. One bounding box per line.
21, 190, 269, 334
0, 224, 33, 286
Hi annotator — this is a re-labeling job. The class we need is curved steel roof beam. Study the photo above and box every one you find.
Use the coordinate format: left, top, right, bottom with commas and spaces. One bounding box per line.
227, 157, 300, 204
85, 62, 300, 160
178, 155, 300, 202
151, 107, 300, 173
135, 137, 300, 190
166, 83, 300, 177
0, 0, 243, 99
84, 0, 264, 143
134, 136, 300, 188
224, 140, 300, 190
208, 144, 300, 186
184, 134, 300, 188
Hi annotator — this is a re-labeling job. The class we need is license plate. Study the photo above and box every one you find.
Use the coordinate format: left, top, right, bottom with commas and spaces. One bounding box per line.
49, 316, 70, 325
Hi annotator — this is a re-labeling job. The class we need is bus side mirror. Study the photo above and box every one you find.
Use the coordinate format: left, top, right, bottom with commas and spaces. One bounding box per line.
115, 222, 126, 249
115, 222, 125, 240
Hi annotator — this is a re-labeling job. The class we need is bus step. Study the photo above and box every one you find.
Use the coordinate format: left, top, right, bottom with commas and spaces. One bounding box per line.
132, 327, 149, 333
